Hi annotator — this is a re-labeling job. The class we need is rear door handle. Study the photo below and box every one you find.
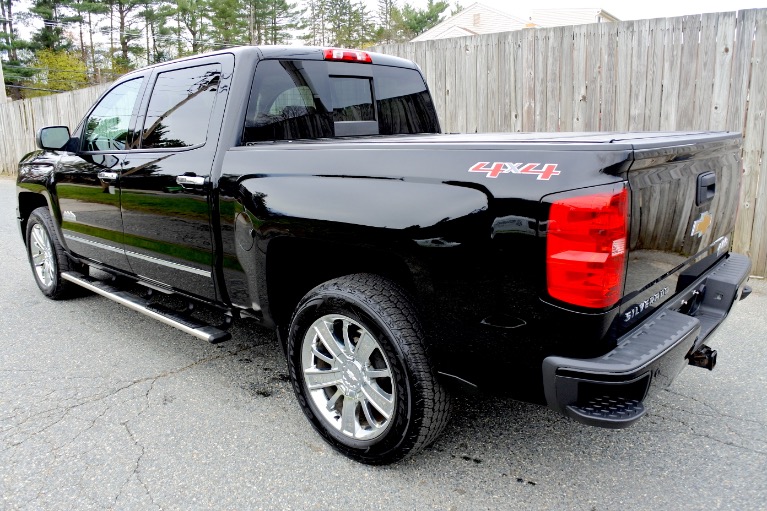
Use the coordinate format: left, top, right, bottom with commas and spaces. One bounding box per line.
176, 175, 205, 186
97, 171, 118, 181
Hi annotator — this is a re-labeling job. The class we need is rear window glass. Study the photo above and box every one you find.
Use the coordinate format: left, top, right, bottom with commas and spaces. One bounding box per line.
242, 59, 439, 144
331, 77, 374, 122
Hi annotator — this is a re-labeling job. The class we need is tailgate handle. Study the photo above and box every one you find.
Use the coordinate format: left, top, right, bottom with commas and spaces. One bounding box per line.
696, 172, 716, 206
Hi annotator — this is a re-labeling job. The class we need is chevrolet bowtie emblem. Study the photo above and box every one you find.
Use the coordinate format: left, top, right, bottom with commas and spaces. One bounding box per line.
691, 211, 713, 237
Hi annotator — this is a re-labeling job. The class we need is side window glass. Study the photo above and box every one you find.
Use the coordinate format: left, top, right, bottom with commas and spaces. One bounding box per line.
82, 78, 143, 152
243, 60, 333, 143
141, 64, 221, 149
372, 67, 440, 135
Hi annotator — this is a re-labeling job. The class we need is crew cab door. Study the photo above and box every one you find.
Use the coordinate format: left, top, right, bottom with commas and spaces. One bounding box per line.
118, 55, 232, 300
56, 76, 147, 270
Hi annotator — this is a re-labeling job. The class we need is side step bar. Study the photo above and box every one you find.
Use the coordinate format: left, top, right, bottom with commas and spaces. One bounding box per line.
61, 271, 232, 344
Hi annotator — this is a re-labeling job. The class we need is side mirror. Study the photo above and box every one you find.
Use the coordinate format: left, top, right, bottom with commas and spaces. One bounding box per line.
36, 126, 71, 150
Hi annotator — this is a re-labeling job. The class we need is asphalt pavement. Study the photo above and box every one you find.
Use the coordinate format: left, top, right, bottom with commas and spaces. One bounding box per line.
1, 177, 766, 510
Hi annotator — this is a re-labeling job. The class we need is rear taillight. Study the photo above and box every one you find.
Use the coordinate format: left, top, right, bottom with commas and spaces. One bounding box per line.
546, 185, 629, 308
322, 48, 372, 63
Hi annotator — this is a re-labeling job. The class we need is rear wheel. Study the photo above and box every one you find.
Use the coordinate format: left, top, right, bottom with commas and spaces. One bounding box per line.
25, 207, 77, 299
287, 273, 451, 464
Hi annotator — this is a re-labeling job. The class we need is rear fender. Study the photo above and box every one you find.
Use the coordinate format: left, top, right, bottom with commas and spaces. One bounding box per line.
238, 175, 489, 231
235, 175, 490, 325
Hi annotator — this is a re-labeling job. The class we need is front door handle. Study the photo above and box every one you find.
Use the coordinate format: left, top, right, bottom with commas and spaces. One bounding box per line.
98, 171, 118, 181
176, 175, 206, 186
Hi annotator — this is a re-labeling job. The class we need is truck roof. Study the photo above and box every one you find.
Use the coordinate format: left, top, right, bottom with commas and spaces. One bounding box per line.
121, 45, 419, 80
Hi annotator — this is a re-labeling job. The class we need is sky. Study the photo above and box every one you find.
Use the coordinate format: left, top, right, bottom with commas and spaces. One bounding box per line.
387, 0, 767, 21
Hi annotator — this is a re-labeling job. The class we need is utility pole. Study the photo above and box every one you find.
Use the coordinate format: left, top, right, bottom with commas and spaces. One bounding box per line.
0, 61, 7, 102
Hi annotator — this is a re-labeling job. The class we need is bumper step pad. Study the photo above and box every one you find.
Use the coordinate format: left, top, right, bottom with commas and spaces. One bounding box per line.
566, 396, 646, 427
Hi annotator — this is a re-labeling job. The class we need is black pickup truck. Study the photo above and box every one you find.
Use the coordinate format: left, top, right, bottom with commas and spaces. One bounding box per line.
16, 46, 752, 464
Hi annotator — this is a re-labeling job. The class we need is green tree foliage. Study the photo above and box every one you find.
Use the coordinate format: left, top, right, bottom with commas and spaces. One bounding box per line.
25, 48, 88, 96
395, 0, 449, 40
304, 0, 374, 47
29, 0, 78, 51
264, 0, 302, 45
208, 0, 247, 48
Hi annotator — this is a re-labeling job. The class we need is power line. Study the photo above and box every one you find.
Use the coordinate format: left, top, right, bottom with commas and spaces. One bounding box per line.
5, 84, 67, 92
2, 63, 122, 77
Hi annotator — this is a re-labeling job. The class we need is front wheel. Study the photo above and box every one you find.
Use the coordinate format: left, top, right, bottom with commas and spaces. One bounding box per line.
25, 207, 77, 299
287, 273, 451, 464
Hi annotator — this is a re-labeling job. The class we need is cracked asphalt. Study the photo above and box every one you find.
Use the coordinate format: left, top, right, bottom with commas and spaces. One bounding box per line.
1, 177, 766, 510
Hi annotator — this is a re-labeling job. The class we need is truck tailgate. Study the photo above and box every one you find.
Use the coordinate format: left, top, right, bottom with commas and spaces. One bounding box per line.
619, 133, 742, 334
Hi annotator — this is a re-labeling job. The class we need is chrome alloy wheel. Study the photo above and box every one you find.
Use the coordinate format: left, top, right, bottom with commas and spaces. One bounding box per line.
301, 314, 395, 441
30, 223, 56, 287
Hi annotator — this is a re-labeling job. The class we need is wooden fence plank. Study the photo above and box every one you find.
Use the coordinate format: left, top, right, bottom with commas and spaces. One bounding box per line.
546, 28, 562, 131
644, 17, 667, 130
615, 21, 633, 131
511, 31, 524, 132
660, 16, 683, 130
534, 29, 549, 131
694, 13, 719, 129
629, 19, 650, 131
709, 12, 737, 129
599, 22, 617, 131
485, 34, 500, 131
584, 23, 601, 131
677, 15, 702, 129
572, 25, 588, 131
521, 29, 536, 131
559, 25, 574, 131
444, 38, 457, 132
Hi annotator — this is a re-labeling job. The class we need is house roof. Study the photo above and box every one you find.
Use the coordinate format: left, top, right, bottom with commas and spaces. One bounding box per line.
410, 2, 620, 42
411, 2, 530, 42
529, 8, 620, 27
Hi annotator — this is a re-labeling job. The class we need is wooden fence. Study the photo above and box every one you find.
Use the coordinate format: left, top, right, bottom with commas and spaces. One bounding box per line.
375, 8, 767, 277
0, 84, 109, 176
0, 10, 765, 275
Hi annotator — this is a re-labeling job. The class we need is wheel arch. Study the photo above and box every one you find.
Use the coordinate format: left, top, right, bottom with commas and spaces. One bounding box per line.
17, 191, 52, 245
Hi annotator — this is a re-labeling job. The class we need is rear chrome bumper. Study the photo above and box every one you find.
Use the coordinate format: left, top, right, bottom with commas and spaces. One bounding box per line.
542, 253, 751, 428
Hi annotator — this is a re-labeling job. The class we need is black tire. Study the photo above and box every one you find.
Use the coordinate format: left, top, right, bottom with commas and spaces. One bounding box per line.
287, 273, 451, 464
25, 207, 78, 300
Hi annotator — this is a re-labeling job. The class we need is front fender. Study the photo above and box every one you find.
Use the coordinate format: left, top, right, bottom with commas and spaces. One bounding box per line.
17, 150, 61, 242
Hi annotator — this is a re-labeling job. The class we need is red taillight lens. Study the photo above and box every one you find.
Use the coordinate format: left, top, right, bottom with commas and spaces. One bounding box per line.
322, 48, 372, 63
546, 186, 629, 308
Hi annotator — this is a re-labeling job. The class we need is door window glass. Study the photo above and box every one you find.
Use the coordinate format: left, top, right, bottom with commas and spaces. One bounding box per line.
141, 64, 222, 149
82, 78, 143, 152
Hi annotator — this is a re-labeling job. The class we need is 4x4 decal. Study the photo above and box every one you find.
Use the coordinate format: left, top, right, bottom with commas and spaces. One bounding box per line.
469, 162, 561, 180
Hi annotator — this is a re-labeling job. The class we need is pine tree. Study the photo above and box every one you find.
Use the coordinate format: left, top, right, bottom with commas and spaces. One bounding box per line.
208, 0, 247, 48
301, 0, 327, 46
377, 0, 396, 43
29, 0, 78, 51
264, 0, 301, 45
